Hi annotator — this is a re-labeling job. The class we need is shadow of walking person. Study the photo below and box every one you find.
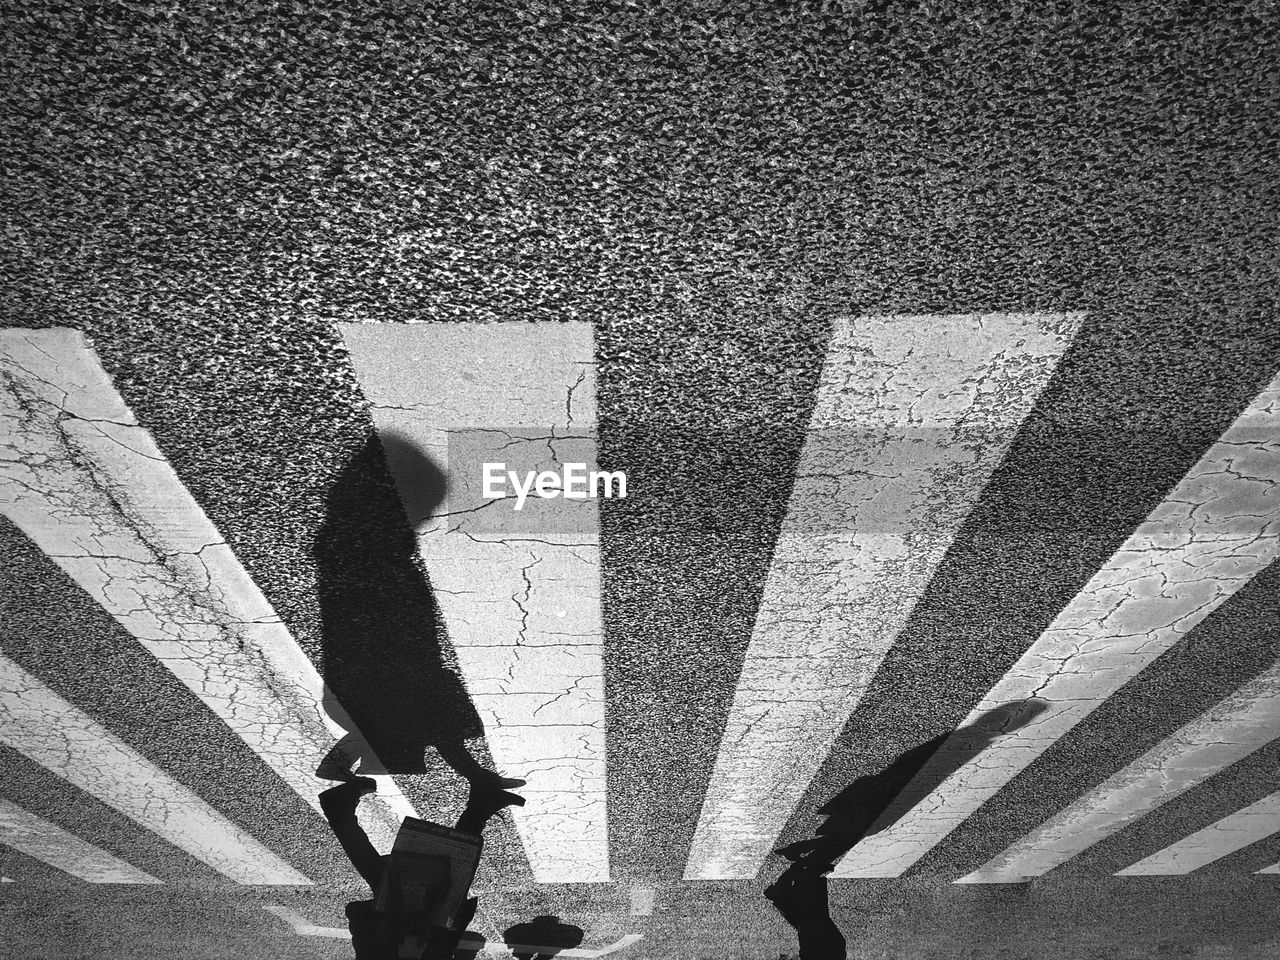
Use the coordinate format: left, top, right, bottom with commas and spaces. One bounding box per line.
503, 915, 586, 960
314, 430, 502, 783
766, 699, 1050, 959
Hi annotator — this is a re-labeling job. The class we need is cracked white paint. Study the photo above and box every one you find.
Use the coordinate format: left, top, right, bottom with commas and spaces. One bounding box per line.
339, 322, 608, 883
0, 329, 414, 853
0, 799, 162, 884
957, 663, 1280, 882
1116, 790, 1280, 876
0, 653, 308, 883
837, 371, 1280, 878
683, 313, 1082, 880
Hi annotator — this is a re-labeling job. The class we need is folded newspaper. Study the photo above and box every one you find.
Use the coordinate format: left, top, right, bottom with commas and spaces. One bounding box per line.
374, 817, 483, 932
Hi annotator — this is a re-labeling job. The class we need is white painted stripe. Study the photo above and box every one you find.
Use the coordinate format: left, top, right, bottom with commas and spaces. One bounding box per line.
339, 322, 609, 883
958, 664, 1280, 882
0, 653, 309, 884
1256, 857, 1280, 874
1, 877, 13, 883
1115, 791, 1280, 877
683, 313, 1083, 880
0, 799, 161, 884
0, 329, 413, 851
837, 371, 1280, 878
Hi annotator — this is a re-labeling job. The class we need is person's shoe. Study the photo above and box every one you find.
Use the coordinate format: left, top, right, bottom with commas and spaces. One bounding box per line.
316, 735, 359, 781
467, 770, 528, 790
463, 787, 526, 822
319, 776, 377, 817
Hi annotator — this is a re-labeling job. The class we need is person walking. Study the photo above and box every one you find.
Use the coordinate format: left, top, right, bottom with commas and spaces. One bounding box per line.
320, 774, 525, 959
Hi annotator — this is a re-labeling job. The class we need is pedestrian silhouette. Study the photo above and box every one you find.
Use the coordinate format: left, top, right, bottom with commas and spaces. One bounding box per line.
314, 431, 536, 957
767, 699, 1050, 959
314, 430, 502, 783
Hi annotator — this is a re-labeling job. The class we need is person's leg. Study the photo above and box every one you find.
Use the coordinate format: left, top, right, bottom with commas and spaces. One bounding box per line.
765, 870, 846, 960
319, 776, 385, 891
797, 920, 847, 960
409, 786, 524, 960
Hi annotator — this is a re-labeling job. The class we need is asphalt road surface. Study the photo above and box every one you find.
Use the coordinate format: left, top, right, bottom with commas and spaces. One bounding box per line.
4, 2, 1280, 958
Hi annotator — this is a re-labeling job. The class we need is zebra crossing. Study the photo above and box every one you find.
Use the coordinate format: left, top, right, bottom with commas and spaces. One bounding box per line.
0, 800, 162, 885
0, 328, 414, 859
2, 320, 1280, 893
1120, 791, 1280, 876
956, 659, 1280, 883
684, 311, 1083, 881
0, 651, 308, 884
834, 371, 1280, 880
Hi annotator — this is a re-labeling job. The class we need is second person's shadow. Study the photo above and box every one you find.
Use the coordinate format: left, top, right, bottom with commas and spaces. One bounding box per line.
315, 430, 498, 782
775, 698, 1051, 874
765, 699, 1051, 959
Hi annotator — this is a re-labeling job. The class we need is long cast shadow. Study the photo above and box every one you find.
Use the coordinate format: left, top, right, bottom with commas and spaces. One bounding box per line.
766, 699, 1049, 959
314, 430, 494, 780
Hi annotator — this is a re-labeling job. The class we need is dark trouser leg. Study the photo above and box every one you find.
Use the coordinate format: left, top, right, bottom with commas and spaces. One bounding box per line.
797, 917, 847, 960
453, 807, 489, 837
320, 782, 386, 892
767, 871, 846, 960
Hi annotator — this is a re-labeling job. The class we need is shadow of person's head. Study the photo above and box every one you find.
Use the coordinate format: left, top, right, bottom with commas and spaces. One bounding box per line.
502, 915, 585, 960
376, 431, 448, 531
318, 430, 449, 544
